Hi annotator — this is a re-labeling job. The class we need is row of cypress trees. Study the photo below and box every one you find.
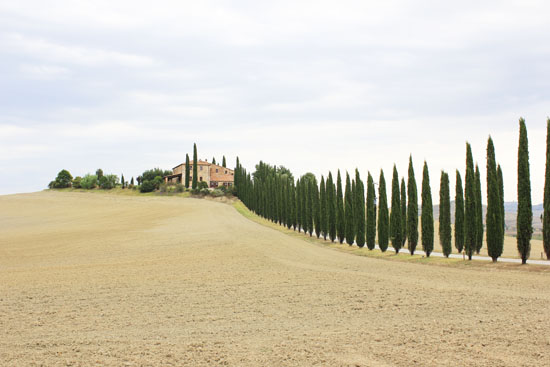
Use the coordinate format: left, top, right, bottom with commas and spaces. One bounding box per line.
234, 118, 544, 264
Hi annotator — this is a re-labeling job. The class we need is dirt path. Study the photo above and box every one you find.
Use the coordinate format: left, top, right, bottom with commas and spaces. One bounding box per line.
1, 191, 549, 366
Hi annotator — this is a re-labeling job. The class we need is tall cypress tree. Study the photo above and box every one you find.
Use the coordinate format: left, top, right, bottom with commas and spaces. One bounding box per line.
390, 165, 402, 253
544, 118, 550, 260
290, 180, 297, 230
313, 179, 321, 238
475, 164, 483, 254
517, 117, 532, 264
407, 156, 419, 255
400, 178, 407, 247
486, 136, 502, 262
355, 169, 366, 248
121, 174, 125, 188
345, 172, 355, 245
320, 176, 327, 240
366, 172, 376, 250
212, 157, 216, 165
336, 170, 345, 244
185, 154, 191, 188
439, 171, 452, 257
296, 178, 302, 231
421, 161, 434, 257
464, 143, 476, 260
192, 143, 198, 189
222, 156, 227, 168
327, 172, 337, 242
454, 171, 465, 253
497, 164, 505, 250
378, 170, 389, 252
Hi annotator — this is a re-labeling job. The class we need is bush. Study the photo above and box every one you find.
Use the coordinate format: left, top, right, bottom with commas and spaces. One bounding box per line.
175, 184, 185, 193
49, 169, 73, 188
153, 176, 164, 189
80, 174, 98, 189
200, 188, 210, 195
140, 180, 156, 193
72, 176, 82, 188
159, 183, 168, 193
211, 189, 224, 197
99, 174, 117, 189
198, 181, 208, 189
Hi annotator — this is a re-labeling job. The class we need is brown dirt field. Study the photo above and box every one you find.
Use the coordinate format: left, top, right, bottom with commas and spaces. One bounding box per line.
1, 191, 549, 366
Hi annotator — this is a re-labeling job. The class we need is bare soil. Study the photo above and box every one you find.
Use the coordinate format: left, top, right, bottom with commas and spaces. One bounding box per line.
1, 191, 549, 366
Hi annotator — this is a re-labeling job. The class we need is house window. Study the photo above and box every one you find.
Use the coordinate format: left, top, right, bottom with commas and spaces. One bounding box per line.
216, 168, 219, 173
200, 166, 203, 171
224, 170, 227, 174
200, 177, 203, 181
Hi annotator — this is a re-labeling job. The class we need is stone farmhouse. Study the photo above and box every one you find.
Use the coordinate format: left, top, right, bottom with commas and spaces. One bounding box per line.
164, 160, 234, 188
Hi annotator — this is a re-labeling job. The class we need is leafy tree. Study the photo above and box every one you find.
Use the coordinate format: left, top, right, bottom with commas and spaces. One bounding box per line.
355, 169, 366, 248
51, 169, 73, 188
378, 169, 389, 252
337, 170, 345, 244
544, 118, 550, 260
475, 164, 483, 254
327, 172, 337, 242
185, 154, 190, 188
390, 165, 402, 253
464, 143, 476, 260
99, 174, 118, 189
80, 174, 98, 189
400, 178, 407, 247
517, 117, 532, 264
486, 136, 503, 262
72, 176, 82, 189
140, 180, 156, 193
141, 168, 172, 182
439, 171, 452, 257
320, 176, 328, 240
455, 171, 465, 253
345, 172, 354, 245
407, 156, 419, 255
192, 143, 198, 189
366, 172, 376, 250
96, 169, 103, 180
421, 161, 434, 257
222, 156, 227, 168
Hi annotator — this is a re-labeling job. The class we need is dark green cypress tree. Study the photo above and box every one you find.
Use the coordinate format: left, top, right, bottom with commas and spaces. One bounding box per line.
307, 178, 315, 236
544, 118, 550, 260
301, 179, 307, 233
130, 177, 134, 186
355, 169, 366, 248
320, 176, 328, 240
313, 179, 321, 238
517, 117, 532, 264
378, 170, 389, 252
464, 143, 476, 260
421, 161, 434, 257
486, 136, 502, 262
296, 178, 302, 231
497, 165, 505, 250
337, 170, 345, 244
121, 174, 125, 188
439, 171, 452, 257
327, 172, 337, 242
222, 156, 226, 168
407, 156, 419, 255
366, 172, 376, 250
345, 172, 354, 245
290, 180, 297, 230
455, 171, 465, 253
475, 164, 483, 254
185, 154, 190, 188
212, 157, 216, 165
192, 143, 198, 189
390, 165, 402, 253
400, 178, 407, 247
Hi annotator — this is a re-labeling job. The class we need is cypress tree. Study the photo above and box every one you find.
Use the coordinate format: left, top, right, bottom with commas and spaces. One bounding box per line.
290, 180, 297, 230
407, 156, 419, 255
192, 143, 198, 189
475, 164, 483, 254
400, 178, 407, 247
455, 171, 465, 253
544, 118, 550, 259
296, 178, 302, 231
366, 172, 376, 250
355, 169, 366, 248
421, 161, 434, 257
378, 170, 389, 252
130, 177, 134, 186
517, 117, 532, 264
327, 172, 337, 242
320, 176, 327, 240
185, 154, 190, 188
121, 174, 125, 188
486, 136, 502, 262
345, 173, 355, 245
464, 143, 476, 260
308, 178, 315, 236
390, 165, 402, 253
439, 171, 452, 257
497, 165, 505, 250
337, 170, 345, 244
313, 179, 321, 238
212, 157, 216, 165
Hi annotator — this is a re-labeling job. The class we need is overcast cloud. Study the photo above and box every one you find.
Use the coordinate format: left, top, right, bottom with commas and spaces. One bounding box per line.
1, 0, 549, 202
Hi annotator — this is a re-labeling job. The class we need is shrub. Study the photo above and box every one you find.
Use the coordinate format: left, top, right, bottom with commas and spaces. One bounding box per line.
200, 188, 210, 195
211, 189, 224, 197
99, 174, 117, 189
80, 174, 98, 189
72, 176, 82, 188
159, 183, 168, 193
49, 169, 73, 188
198, 181, 208, 190
153, 176, 164, 189
140, 180, 156, 193
175, 184, 185, 193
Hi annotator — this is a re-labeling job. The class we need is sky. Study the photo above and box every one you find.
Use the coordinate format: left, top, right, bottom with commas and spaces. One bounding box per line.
1, 0, 549, 203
